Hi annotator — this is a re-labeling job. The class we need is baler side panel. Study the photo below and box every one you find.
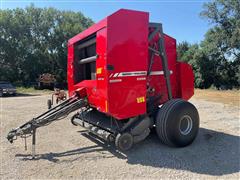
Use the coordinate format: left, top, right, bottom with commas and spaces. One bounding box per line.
107, 9, 149, 119
96, 28, 108, 113
176, 62, 194, 100
67, 45, 74, 97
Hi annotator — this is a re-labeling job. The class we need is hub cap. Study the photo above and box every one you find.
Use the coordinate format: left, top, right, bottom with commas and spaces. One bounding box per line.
116, 133, 133, 151
179, 115, 193, 135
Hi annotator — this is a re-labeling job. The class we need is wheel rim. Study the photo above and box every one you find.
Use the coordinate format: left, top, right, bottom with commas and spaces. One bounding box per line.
120, 135, 132, 150
179, 115, 193, 135
116, 133, 133, 151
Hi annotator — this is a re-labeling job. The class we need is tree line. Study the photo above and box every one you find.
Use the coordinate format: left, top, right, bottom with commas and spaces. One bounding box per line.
0, 4, 93, 85
177, 0, 239, 89
0, 1, 239, 89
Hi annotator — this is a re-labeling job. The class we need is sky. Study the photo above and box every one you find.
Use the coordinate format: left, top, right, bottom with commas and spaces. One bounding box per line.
0, 0, 212, 44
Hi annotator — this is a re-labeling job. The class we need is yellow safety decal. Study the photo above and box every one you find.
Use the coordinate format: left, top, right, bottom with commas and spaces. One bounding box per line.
105, 100, 108, 112
137, 96, 145, 103
97, 68, 102, 74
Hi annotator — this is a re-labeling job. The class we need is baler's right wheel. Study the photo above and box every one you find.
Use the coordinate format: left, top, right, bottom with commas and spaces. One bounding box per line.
115, 133, 133, 151
156, 99, 199, 147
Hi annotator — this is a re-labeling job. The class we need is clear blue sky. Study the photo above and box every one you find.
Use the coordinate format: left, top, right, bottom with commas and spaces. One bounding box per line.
1, 0, 212, 44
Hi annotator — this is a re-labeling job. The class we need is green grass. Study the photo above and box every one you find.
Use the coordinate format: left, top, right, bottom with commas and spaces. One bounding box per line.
16, 87, 53, 94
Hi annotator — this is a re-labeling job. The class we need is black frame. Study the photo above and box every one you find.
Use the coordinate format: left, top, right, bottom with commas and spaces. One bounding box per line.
148, 22, 173, 100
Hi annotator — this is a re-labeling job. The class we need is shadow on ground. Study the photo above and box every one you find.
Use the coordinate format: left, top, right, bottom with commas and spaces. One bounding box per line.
16, 128, 240, 176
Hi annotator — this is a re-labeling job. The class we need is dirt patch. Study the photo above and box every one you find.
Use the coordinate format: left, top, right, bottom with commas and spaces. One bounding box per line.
0, 91, 239, 179
194, 89, 240, 107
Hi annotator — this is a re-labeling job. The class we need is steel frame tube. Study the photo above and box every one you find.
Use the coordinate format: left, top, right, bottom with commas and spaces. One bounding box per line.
79, 55, 98, 64
73, 118, 113, 142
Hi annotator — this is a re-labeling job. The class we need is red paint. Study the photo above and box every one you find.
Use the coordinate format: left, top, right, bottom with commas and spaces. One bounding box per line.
67, 9, 194, 120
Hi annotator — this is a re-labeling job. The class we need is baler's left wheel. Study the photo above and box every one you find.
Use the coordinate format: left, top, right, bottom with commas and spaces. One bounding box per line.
115, 133, 133, 151
155, 99, 199, 147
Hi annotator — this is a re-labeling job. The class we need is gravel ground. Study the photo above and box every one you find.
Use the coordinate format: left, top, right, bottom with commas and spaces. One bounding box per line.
0, 93, 239, 179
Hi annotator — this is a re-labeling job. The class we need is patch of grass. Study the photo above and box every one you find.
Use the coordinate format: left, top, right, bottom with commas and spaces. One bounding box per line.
16, 87, 52, 94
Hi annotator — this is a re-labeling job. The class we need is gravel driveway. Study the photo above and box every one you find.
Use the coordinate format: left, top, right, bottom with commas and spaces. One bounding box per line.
0, 93, 239, 179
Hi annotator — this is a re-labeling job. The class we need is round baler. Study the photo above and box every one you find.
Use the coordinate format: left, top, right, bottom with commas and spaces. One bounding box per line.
7, 9, 199, 157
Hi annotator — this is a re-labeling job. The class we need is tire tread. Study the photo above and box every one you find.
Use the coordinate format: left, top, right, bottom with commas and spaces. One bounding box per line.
156, 99, 184, 146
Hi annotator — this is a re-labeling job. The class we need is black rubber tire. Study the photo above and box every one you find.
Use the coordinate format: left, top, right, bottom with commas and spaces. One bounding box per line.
115, 133, 133, 151
47, 99, 52, 109
0, 91, 3, 97
156, 99, 199, 147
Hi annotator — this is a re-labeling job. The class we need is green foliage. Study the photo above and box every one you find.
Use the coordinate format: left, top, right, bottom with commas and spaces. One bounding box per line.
177, 0, 240, 89
0, 5, 93, 85
200, 0, 240, 58
177, 43, 215, 88
177, 41, 190, 61
200, 0, 240, 89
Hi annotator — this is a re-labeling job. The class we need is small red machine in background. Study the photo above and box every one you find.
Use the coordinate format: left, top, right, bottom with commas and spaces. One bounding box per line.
8, 9, 199, 157
47, 88, 67, 109
36, 73, 56, 90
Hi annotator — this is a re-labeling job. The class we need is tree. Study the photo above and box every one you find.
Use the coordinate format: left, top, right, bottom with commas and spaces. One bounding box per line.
177, 41, 190, 61
201, 0, 240, 59
177, 42, 215, 88
200, 0, 240, 88
0, 5, 94, 85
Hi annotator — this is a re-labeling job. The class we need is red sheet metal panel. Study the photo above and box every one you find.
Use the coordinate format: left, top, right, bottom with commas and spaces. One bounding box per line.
106, 9, 149, 119
67, 44, 74, 97
95, 28, 108, 113
176, 62, 194, 100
